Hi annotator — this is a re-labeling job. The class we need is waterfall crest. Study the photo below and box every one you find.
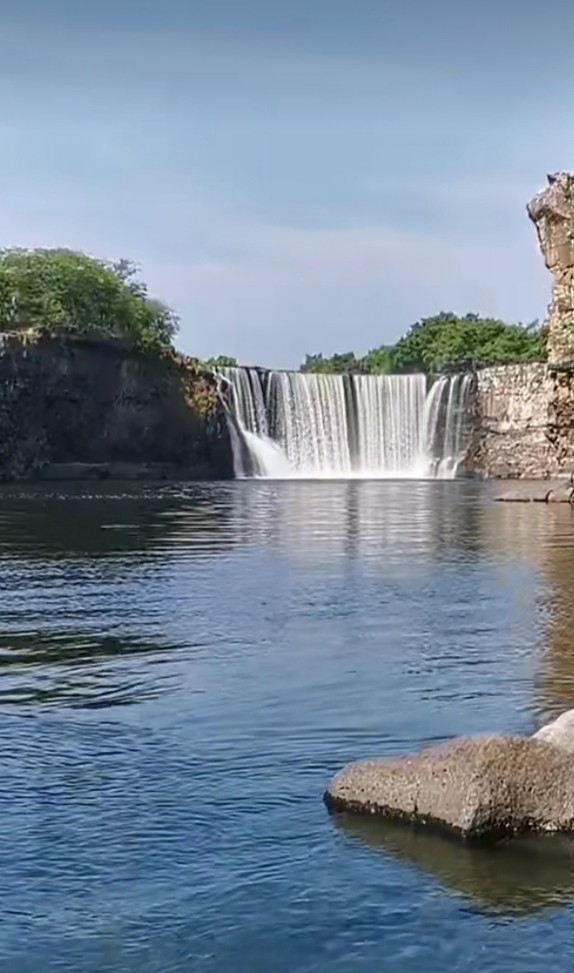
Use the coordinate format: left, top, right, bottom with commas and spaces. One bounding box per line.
219, 367, 473, 480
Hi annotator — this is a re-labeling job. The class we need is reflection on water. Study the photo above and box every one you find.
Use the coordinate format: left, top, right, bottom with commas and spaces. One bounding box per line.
336, 813, 574, 916
2, 481, 574, 971
0, 630, 185, 707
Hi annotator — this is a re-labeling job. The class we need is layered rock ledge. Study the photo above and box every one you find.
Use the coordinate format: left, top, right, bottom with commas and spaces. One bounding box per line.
495, 485, 574, 503
324, 711, 574, 839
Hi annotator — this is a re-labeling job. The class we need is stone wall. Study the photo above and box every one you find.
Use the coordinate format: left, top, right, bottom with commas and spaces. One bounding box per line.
463, 171, 574, 478
467, 363, 553, 478
0, 334, 234, 481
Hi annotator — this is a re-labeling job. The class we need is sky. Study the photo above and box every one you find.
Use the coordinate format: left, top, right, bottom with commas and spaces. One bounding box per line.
0, 0, 572, 366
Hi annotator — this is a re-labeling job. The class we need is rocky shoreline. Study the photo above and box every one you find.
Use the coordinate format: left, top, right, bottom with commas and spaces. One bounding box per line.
495, 483, 574, 503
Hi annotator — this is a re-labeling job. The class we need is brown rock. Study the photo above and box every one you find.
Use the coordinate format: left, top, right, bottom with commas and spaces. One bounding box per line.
324, 736, 574, 838
545, 485, 574, 503
528, 173, 574, 365
534, 708, 574, 754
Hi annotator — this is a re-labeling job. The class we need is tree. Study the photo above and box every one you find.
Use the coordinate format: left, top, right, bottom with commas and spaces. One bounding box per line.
300, 351, 365, 373
390, 312, 544, 373
0, 249, 178, 349
205, 355, 238, 369
300, 313, 546, 375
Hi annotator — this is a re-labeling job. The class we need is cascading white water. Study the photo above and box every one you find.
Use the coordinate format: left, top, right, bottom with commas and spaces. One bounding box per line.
354, 374, 426, 474
220, 367, 473, 480
267, 372, 352, 475
221, 367, 268, 436
220, 367, 290, 478
421, 373, 474, 479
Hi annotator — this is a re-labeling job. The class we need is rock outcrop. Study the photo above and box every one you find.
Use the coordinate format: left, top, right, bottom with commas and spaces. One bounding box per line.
325, 721, 574, 839
0, 334, 233, 481
534, 709, 574, 754
494, 484, 574, 502
463, 174, 574, 478
528, 173, 574, 365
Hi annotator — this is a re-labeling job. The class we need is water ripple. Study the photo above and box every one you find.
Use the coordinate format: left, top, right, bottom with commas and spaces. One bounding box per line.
0, 480, 573, 971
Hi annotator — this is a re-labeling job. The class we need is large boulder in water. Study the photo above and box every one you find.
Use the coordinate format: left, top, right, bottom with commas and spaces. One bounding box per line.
324, 735, 574, 839
533, 708, 574, 754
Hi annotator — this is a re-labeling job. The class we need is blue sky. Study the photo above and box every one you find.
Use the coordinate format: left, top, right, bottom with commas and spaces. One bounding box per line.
0, 0, 572, 366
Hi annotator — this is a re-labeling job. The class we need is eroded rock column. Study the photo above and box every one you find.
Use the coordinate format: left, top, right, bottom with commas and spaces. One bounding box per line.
528, 172, 574, 364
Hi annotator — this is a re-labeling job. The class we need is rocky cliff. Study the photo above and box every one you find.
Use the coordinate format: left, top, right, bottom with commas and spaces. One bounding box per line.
465, 174, 574, 478
528, 173, 574, 365
0, 334, 233, 481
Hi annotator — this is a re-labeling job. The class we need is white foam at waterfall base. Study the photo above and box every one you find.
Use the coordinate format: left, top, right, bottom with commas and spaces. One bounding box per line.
241, 431, 292, 479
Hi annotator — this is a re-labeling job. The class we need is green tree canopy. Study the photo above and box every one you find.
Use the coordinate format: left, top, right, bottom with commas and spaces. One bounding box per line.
300, 351, 366, 374
390, 312, 544, 373
0, 249, 178, 349
204, 355, 238, 369
300, 313, 545, 375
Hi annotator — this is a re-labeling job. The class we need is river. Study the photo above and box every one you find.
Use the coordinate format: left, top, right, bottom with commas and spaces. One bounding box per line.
1, 479, 573, 971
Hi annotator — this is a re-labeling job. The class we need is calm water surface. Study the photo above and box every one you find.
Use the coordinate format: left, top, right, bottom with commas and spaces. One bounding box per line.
1, 479, 574, 971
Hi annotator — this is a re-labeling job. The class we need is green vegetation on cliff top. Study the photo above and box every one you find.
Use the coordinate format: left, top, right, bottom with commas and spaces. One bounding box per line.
0, 249, 179, 350
300, 313, 546, 375
0, 252, 546, 374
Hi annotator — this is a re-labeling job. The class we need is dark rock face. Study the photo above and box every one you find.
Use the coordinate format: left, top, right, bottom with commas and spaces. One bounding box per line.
325, 735, 574, 839
0, 334, 234, 481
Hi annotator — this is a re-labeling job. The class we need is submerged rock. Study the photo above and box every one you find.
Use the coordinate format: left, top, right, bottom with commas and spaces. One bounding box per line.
324, 735, 574, 839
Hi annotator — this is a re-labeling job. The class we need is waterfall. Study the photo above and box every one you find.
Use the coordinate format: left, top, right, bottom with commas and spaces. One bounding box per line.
219, 367, 473, 480
354, 374, 426, 474
267, 372, 352, 475
220, 367, 289, 478
421, 374, 474, 479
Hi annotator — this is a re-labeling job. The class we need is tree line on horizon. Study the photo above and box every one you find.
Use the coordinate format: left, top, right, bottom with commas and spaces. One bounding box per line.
207, 313, 546, 375
300, 313, 546, 376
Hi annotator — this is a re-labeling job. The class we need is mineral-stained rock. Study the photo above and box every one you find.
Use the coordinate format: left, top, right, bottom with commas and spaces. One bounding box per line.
534, 708, 574, 754
324, 735, 574, 839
